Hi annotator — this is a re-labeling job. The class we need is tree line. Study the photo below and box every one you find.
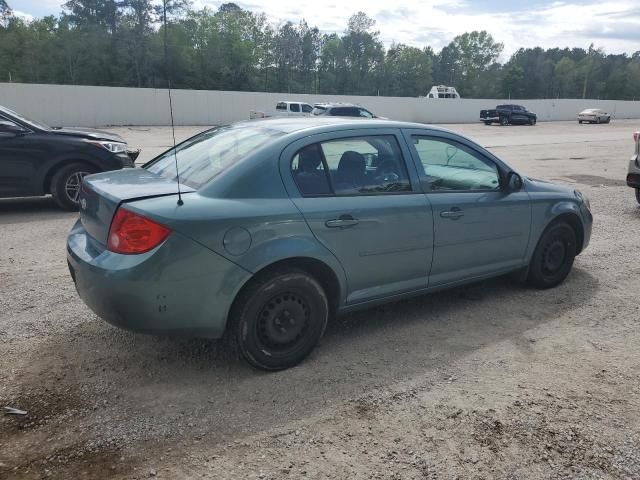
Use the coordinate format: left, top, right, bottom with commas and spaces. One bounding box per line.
1, 0, 639, 100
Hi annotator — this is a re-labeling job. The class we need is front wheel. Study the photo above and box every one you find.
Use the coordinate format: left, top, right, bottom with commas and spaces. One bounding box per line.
484, 121, 492, 126
528, 117, 536, 125
229, 268, 329, 370
578, 120, 583, 124
636, 188, 640, 205
50, 163, 94, 211
527, 222, 577, 289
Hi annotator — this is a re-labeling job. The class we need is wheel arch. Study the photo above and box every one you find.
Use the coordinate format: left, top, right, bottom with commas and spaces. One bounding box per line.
42, 158, 101, 194
546, 212, 585, 254
229, 256, 345, 321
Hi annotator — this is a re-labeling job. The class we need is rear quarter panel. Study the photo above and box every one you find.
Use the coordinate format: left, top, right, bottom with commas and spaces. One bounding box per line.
126, 193, 349, 306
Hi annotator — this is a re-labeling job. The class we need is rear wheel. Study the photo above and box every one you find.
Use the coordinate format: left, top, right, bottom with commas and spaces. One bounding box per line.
500, 116, 509, 126
50, 163, 94, 211
229, 268, 329, 370
484, 121, 491, 126
596, 117, 601, 124
527, 222, 577, 289
578, 120, 583, 124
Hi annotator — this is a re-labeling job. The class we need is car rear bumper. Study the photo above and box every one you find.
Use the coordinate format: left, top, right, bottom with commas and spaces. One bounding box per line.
66, 219, 251, 338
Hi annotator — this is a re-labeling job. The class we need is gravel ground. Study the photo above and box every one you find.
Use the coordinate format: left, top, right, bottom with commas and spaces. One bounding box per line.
1, 120, 639, 480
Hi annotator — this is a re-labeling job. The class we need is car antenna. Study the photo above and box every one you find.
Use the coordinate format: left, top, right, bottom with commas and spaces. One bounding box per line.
163, 0, 183, 206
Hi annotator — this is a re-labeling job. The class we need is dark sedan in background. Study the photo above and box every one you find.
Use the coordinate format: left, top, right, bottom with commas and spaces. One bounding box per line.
0, 105, 139, 210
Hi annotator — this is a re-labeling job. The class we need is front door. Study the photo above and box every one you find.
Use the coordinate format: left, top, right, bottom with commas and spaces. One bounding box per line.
0, 119, 35, 197
282, 130, 434, 304
406, 132, 532, 286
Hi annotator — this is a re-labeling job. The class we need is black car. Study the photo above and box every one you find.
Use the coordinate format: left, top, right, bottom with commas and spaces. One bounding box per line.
0, 105, 139, 210
480, 104, 537, 126
312, 103, 383, 118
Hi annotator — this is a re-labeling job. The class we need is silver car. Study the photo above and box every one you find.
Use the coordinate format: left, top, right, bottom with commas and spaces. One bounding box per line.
577, 109, 611, 124
628, 131, 640, 204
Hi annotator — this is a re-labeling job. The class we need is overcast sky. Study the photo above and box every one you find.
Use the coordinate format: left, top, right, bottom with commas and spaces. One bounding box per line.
10, 0, 640, 59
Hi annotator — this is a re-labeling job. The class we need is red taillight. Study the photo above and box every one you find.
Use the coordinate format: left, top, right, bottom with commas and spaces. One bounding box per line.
107, 207, 171, 254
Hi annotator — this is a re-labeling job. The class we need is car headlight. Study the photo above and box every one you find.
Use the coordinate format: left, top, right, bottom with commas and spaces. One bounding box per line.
88, 140, 128, 153
575, 190, 591, 210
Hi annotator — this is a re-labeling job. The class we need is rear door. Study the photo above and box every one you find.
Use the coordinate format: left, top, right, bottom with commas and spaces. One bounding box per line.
404, 130, 531, 286
280, 128, 434, 304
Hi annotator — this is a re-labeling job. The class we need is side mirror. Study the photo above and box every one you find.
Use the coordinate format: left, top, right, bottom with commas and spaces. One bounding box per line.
505, 171, 523, 192
0, 120, 28, 136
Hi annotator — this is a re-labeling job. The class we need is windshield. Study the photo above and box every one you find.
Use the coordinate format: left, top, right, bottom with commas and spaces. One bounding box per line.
1, 106, 50, 131
145, 125, 285, 189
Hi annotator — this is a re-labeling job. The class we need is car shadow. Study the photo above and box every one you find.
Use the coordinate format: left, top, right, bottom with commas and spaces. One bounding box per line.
3, 265, 599, 468
0, 196, 76, 224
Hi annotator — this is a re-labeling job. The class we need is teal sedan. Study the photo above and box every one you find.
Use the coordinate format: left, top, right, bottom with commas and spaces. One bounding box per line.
67, 118, 593, 370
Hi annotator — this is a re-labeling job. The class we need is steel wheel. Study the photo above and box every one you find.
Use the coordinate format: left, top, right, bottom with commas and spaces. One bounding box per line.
257, 292, 310, 353
230, 268, 328, 370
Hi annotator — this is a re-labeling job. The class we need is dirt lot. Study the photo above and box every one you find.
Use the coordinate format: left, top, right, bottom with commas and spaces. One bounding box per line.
1, 120, 639, 480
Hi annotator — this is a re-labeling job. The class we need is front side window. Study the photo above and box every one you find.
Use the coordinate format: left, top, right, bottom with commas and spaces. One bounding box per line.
412, 136, 500, 191
146, 125, 285, 189
290, 103, 300, 113
301, 104, 313, 113
291, 135, 411, 196
358, 108, 374, 118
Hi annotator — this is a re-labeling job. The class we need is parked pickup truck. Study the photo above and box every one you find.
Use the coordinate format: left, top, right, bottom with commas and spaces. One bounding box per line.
250, 101, 314, 119
480, 104, 537, 126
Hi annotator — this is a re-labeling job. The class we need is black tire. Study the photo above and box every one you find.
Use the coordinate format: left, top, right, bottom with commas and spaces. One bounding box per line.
606, 117, 611, 124
578, 120, 583, 124
528, 117, 534, 125
527, 222, 577, 289
500, 116, 509, 126
484, 121, 492, 126
635, 188, 640, 205
229, 268, 329, 371
50, 163, 94, 211
596, 117, 601, 124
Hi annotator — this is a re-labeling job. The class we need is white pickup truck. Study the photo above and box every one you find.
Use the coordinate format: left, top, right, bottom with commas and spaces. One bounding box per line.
249, 101, 314, 120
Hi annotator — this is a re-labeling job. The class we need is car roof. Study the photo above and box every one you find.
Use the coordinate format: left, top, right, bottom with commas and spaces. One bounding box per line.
240, 116, 435, 134
313, 102, 362, 108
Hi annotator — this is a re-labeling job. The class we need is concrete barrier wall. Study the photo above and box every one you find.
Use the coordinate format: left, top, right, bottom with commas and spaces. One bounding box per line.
1, 82, 640, 127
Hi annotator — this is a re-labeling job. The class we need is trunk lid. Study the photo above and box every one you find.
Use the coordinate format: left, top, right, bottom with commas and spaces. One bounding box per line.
79, 168, 194, 245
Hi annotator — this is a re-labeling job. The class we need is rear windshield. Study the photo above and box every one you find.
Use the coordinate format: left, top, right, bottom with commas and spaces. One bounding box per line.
145, 125, 285, 189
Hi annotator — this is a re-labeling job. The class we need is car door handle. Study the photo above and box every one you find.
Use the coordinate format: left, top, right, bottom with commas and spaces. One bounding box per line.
440, 209, 464, 219
325, 215, 359, 228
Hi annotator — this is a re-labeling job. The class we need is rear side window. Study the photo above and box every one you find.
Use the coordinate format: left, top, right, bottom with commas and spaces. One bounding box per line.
291, 135, 412, 196
146, 125, 285, 189
330, 107, 359, 117
290, 103, 300, 112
